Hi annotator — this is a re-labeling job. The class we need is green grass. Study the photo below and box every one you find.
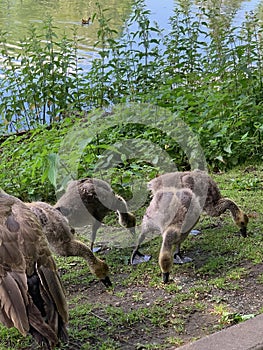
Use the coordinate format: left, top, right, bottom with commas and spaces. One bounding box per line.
0, 165, 262, 349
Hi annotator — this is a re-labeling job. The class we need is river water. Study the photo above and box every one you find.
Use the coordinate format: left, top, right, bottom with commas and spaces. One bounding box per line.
0, 0, 262, 69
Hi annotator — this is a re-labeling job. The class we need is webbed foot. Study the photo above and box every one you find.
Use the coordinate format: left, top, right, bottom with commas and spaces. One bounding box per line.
92, 247, 101, 253
131, 250, 151, 265
173, 254, 193, 264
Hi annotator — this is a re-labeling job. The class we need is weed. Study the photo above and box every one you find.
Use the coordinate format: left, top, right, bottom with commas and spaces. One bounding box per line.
220, 312, 255, 325
132, 292, 144, 302
257, 274, 263, 284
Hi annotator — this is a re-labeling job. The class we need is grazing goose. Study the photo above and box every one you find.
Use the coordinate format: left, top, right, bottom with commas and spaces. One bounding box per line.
27, 201, 112, 288
55, 178, 136, 251
131, 188, 201, 283
147, 170, 249, 237
0, 190, 68, 349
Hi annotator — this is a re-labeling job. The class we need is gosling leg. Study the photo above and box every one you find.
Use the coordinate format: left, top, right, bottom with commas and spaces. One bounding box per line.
130, 230, 151, 265
91, 220, 102, 252
173, 244, 192, 264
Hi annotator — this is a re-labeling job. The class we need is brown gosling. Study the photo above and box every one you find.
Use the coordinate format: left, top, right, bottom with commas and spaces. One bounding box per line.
131, 187, 201, 283
148, 169, 249, 237
55, 178, 136, 251
0, 189, 68, 349
27, 201, 112, 288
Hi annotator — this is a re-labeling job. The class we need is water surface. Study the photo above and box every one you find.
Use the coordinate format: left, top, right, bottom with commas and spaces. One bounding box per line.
0, 0, 262, 66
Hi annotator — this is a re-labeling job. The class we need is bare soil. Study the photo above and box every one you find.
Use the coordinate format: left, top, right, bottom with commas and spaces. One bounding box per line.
61, 235, 263, 350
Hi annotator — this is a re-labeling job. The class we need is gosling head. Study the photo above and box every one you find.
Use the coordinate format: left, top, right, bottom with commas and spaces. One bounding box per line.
93, 259, 112, 288
235, 211, 249, 237
159, 250, 173, 284
117, 211, 136, 235
101, 275, 112, 288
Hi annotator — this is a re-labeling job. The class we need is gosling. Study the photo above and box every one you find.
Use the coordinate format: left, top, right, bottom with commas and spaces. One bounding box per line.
55, 177, 136, 251
148, 169, 249, 237
27, 201, 112, 288
0, 189, 68, 349
131, 187, 201, 283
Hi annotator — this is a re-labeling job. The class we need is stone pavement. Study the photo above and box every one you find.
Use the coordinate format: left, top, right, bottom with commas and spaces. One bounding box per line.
176, 313, 263, 350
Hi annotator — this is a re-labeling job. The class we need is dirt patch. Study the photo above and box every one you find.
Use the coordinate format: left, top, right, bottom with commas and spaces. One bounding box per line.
61, 243, 263, 350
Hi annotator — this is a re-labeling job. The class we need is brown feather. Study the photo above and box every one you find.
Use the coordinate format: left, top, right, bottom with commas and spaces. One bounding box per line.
0, 272, 29, 335
5, 215, 20, 232
38, 265, 69, 323
0, 189, 68, 348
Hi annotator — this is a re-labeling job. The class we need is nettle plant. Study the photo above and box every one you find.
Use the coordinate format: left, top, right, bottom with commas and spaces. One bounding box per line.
159, 2, 263, 169
0, 0, 262, 196
83, 0, 163, 106
0, 17, 83, 133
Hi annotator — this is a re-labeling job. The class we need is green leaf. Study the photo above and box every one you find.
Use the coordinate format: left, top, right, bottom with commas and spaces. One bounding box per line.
47, 153, 59, 187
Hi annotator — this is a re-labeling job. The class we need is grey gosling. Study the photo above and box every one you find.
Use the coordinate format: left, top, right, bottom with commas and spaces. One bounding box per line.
27, 201, 112, 288
147, 169, 249, 237
0, 190, 68, 349
55, 178, 136, 251
131, 187, 201, 283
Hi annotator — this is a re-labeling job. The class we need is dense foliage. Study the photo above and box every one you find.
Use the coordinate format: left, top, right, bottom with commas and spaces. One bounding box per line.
0, 0, 262, 200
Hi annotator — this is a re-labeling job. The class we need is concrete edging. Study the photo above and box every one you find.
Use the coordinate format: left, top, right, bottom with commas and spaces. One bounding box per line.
175, 313, 263, 350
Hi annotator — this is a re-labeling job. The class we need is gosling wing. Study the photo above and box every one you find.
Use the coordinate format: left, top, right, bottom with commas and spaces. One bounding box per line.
0, 191, 68, 347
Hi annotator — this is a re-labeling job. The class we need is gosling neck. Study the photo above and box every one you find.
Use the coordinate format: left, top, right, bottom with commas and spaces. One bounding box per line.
216, 198, 241, 220
74, 240, 99, 265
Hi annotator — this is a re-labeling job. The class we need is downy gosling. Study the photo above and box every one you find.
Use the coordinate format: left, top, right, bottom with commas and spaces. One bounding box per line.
55, 177, 136, 251
131, 187, 201, 283
27, 201, 112, 288
148, 169, 249, 237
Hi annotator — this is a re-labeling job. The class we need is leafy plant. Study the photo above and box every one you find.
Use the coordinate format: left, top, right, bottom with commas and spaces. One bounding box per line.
220, 312, 255, 325
1, 0, 263, 171
0, 18, 82, 132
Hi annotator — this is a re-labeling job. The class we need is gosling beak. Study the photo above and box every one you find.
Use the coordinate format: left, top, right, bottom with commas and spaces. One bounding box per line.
240, 226, 247, 238
162, 272, 170, 284
101, 276, 112, 288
